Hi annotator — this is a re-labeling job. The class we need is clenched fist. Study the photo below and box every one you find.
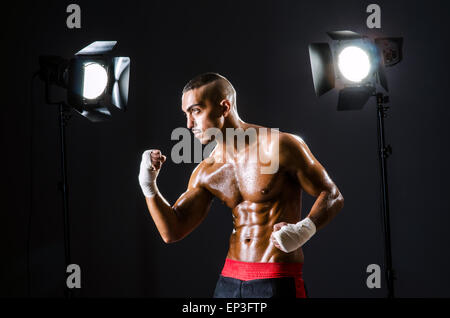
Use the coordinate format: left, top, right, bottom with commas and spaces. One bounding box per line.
270, 218, 316, 253
138, 149, 167, 198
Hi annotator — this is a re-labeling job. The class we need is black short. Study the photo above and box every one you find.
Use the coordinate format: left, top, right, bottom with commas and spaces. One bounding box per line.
213, 275, 308, 298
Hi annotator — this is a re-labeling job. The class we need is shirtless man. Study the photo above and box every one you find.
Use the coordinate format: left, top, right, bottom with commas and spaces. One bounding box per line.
138, 73, 344, 298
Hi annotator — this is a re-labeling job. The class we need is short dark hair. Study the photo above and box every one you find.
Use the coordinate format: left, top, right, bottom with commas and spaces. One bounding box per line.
182, 72, 237, 108
182, 72, 224, 94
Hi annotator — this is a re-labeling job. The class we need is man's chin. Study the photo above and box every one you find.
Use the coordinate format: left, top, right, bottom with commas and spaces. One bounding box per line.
195, 135, 213, 145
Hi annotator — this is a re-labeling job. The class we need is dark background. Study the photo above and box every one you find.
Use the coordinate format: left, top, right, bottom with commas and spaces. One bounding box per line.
1, 0, 449, 298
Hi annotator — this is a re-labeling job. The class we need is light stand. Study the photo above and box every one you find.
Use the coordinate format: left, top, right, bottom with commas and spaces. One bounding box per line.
44, 79, 73, 298
308, 31, 403, 298
375, 92, 395, 298
58, 102, 72, 298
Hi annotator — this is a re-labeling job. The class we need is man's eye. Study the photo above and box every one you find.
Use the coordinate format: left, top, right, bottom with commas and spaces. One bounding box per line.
192, 109, 200, 114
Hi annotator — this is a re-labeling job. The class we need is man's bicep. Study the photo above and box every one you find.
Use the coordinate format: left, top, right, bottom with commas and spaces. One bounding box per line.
296, 158, 334, 197
173, 185, 213, 216
171, 163, 214, 237
171, 185, 214, 238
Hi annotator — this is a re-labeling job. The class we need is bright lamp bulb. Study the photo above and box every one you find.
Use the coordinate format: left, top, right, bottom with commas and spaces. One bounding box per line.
338, 46, 371, 83
83, 63, 108, 99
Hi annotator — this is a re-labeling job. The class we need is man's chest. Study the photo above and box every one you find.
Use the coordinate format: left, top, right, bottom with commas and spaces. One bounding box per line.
201, 161, 289, 208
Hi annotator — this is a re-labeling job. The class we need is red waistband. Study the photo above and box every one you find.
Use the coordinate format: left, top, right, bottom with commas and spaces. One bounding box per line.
220, 258, 303, 281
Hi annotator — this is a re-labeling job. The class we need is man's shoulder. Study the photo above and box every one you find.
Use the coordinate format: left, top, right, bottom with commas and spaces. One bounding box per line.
279, 132, 306, 150
245, 124, 303, 144
188, 155, 218, 185
191, 159, 210, 176
187, 160, 209, 190
277, 132, 312, 166
244, 125, 308, 156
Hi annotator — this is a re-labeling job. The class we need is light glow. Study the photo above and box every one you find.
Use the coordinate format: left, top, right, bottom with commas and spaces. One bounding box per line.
338, 46, 371, 83
83, 63, 108, 99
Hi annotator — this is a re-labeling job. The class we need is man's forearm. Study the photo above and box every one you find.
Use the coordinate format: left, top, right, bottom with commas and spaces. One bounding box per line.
306, 187, 344, 231
139, 149, 182, 242
145, 192, 181, 243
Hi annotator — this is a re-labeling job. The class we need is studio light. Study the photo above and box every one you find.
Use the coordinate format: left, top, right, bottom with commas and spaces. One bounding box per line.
39, 41, 130, 121
308, 31, 403, 298
34, 41, 130, 297
308, 30, 402, 111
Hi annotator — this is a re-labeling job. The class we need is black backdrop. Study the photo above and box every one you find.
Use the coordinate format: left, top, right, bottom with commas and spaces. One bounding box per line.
1, 0, 450, 297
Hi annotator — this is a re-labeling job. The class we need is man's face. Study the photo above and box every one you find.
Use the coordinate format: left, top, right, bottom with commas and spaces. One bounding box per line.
181, 87, 224, 144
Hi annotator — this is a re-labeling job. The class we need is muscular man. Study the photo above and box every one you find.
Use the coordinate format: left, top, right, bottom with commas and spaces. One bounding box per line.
138, 73, 344, 298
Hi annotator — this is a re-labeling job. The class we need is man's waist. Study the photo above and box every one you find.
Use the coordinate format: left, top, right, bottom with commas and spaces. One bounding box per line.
220, 258, 303, 281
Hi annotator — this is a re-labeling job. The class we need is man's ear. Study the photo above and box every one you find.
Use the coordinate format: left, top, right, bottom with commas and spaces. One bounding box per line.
220, 99, 232, 117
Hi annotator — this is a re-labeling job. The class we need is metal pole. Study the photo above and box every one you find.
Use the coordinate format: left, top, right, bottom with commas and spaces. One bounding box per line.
58, 103, 72, 298
375, 93, 395, 298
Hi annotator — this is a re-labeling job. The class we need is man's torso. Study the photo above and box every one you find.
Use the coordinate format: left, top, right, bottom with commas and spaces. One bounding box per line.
195, 126, 305, 263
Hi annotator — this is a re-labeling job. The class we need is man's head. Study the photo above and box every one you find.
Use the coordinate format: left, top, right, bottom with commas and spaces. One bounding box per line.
181, 72, 237, 144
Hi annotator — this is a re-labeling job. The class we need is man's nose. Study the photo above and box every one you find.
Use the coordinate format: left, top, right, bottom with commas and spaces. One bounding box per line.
186, 116, 195, 129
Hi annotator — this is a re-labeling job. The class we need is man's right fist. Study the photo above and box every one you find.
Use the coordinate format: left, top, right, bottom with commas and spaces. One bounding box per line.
138, 149, 167, 198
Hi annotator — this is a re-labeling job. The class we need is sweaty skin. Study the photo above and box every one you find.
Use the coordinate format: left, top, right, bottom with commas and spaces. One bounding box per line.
144, 81, 344, 263
189, 128, 306, 263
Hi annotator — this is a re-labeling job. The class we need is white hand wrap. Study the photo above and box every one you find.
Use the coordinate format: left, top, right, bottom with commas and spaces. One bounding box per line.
138, 150, 160, 198
272, 217, 317, 253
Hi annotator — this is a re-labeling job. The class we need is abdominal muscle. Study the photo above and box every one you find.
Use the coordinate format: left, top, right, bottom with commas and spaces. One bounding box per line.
225, 200, 304, 263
